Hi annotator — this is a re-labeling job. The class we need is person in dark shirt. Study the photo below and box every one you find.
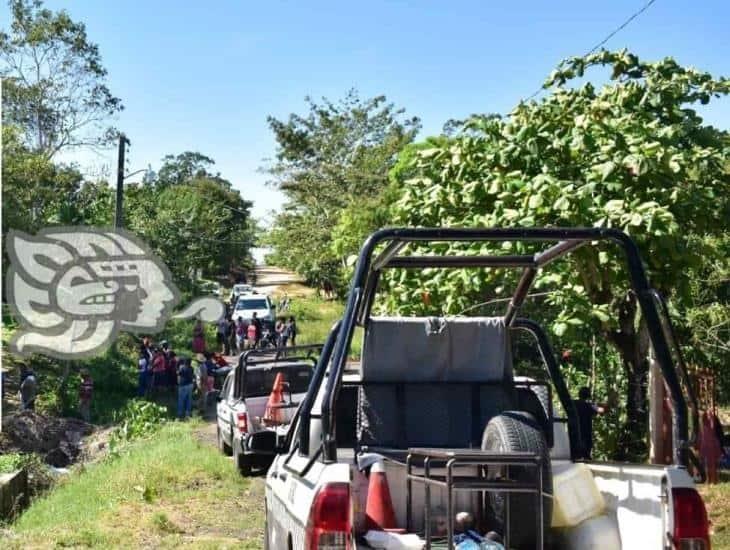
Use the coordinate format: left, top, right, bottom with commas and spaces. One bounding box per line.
177, 358, 195, 419
573, 386, 606, 459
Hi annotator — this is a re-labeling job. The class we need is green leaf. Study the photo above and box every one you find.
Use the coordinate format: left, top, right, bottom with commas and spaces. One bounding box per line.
553, 196, 570, 211
528, 194, 544, 209
592, 308, 610, 322
553, 322, 568, 337
598, 161, 616, 182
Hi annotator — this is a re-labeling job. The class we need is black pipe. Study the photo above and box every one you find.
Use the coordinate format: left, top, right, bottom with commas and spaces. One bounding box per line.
298, 321, 341, 457
322, 288, 362, 462
607, 232, 689, 467
385, 255, 537, 269
504, 267, 537, 326
534, 240, 586, 267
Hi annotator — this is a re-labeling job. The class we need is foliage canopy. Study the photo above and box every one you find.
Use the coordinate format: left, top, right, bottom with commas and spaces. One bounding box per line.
385, 50, 730, 458
0, 0, 123, 156
265, 90, 420, 291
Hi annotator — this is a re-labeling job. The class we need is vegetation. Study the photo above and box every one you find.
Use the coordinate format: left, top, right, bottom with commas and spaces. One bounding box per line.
124, 167, 254, 291
274, 293, 362, 358
108, 399, 168, 455
383, 50, 730, 459
265, 90, 420, 293
3, 421, 264, 549
699, 471, 730, 548
0, 0, 123, 156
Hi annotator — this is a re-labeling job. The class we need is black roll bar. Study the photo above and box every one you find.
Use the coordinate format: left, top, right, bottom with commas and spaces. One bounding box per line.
298, 321, 342, 456
320, 227, 689, 467
385, 255, 537, 269
504, 268, 537, 326
234, 344, 323, 399
512, 318, 584, 460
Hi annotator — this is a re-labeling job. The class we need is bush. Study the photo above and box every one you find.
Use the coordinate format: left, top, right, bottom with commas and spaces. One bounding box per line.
0, 453, 26, 474
0, 453, 55, 498
109, 400, 168, 454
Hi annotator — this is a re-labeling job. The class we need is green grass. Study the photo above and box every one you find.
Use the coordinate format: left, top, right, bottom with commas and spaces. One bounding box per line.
3, 420, 263, 548
281, 294, 362, 358
700, 473, 730, 549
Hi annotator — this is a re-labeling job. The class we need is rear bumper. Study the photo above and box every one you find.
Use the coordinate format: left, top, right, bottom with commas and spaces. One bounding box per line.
235, 435, 276, 468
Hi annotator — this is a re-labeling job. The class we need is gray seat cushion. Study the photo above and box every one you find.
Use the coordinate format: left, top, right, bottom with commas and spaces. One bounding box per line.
361, 317, 513, 383
357, 316, 516, 449
358, 383, 515, 449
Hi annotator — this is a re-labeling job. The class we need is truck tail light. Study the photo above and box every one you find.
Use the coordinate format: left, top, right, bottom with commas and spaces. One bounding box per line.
236, 412, 248, 433
672, 487, 710, 549
306, 482, 352, 550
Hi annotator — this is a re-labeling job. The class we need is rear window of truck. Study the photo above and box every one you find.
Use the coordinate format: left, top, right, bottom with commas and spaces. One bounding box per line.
244, 366, 313, 397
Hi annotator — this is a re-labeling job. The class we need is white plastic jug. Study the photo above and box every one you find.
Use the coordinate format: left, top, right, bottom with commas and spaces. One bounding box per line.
551, 463, 605, 527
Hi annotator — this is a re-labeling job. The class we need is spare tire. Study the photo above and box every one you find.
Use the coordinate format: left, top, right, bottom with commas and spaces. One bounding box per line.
481, 411, 552, 549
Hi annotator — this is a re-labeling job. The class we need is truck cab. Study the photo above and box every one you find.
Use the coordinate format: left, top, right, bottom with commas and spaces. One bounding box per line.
263, 227, 710, 550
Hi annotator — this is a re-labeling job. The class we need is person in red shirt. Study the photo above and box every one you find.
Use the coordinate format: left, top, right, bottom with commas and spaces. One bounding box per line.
151, 348, 167, 394
79, 369, 94, 422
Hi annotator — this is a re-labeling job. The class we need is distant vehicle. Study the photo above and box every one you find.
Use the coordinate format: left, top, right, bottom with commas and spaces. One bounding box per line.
230, 294, 275, 325
216, 346, 319, 475
229, 283, 255, 303
201, 281, 221, 297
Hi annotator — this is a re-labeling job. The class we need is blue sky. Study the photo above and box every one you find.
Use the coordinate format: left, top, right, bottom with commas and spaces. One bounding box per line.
3, 0, 729, 221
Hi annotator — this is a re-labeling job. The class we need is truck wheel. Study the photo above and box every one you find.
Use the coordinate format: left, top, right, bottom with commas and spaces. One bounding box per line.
481, 411, 552, 549
237, 453, 252, 476
217, 426, 232, 456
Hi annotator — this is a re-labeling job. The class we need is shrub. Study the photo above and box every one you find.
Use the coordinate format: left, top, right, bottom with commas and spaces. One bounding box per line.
109, 399, 168, 455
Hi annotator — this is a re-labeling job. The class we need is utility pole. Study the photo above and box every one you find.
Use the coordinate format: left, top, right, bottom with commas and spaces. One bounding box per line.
114, 133, 130, 228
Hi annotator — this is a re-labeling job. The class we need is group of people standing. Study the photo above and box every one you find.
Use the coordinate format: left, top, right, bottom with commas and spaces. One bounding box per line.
137, 337, 180, 397
206, 313, 298, 355
137, 336, 201, 419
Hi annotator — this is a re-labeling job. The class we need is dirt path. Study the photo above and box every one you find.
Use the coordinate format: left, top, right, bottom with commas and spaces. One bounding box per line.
254, 265, 314, 297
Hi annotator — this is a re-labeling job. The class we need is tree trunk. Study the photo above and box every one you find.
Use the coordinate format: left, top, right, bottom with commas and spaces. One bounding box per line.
608, 293, 651, 461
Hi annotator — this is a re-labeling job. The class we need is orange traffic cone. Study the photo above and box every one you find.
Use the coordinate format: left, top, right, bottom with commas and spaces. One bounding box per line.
365, 460, 397, 531
263, 372, 285, 425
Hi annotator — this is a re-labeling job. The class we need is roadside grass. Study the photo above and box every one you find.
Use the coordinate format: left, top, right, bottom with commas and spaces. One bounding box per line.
3, 420, 264, 549
700, 472, 730, 549
279, 294, 362, 358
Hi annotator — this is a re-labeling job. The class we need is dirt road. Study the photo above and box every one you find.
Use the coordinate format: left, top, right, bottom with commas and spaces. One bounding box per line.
253, 266, 314, 297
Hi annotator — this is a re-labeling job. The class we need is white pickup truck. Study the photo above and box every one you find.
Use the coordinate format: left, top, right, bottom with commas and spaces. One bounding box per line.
261, 228, 710, 550
216, 347, 319, 475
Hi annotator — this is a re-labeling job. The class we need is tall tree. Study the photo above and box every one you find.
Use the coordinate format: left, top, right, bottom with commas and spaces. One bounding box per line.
265, 90, 420, 291
1, 124, 83, 235
126, 157, 254, 290
0, 0, 123, 157
387, 50, 730, 459
156, 151, 217, 188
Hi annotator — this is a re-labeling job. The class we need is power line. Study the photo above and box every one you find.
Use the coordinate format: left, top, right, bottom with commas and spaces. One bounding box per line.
584, 0, 657, 56
523, 0, 659, 102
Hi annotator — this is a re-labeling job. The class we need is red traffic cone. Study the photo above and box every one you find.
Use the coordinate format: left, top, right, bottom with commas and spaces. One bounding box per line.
263, 372, 285, 425
365, 460, 397, 531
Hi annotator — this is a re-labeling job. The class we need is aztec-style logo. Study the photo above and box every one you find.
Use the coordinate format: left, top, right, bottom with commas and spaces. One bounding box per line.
5, 227, 225, 359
